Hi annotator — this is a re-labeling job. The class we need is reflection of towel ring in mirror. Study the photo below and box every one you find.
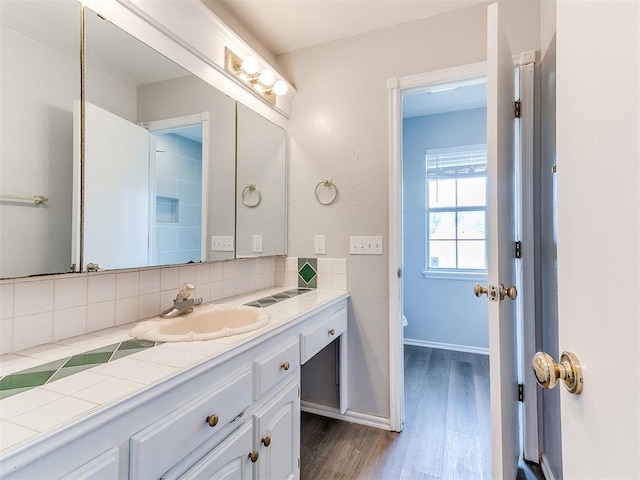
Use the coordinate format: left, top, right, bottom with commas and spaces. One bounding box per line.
242, 184, 261, 207
315, 179, 338, 205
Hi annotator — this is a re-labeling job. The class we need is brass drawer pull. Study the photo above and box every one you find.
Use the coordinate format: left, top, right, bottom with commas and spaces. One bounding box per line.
206, 414, 219, 427
281, 361, 290, 371
261, 436, 271, 447
329, 328, 336, 336
248, 451, 259, 463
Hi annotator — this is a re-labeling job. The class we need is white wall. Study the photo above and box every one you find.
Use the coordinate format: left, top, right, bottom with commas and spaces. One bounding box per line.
403, 108, 489, 350
0, 26, 79, 278
278, 1, 539, 418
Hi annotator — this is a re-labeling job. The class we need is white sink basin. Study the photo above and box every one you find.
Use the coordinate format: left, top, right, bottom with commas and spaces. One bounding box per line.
129, 304, 271, 342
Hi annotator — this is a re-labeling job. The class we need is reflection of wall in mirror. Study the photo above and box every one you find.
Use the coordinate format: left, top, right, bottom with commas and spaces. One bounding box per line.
236, 104, 286, 258
138, 76, 236, 262
0, 25, 78, 278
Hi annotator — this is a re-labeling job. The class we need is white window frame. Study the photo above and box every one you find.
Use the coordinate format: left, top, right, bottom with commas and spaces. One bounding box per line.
424, 143, 488, 278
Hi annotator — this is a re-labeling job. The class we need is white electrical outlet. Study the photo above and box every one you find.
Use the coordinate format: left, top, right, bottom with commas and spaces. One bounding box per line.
211, 235, 234, 252
314, 235, 326, 255
252, 234, 263, 253
349, 236, 383, 255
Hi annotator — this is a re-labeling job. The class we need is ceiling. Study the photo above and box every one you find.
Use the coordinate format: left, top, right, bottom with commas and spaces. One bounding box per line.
403, 81, 487, 118
218, 0, 488, 55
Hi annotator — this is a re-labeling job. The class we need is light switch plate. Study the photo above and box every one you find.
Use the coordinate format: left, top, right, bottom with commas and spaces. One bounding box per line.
349, 236, 383, 255
314, 235, 326, 255
211, 235, 234, 252
252, 235, 263, 253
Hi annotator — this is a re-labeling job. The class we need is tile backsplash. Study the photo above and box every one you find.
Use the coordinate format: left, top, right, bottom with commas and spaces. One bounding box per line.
0, 257, 348, 355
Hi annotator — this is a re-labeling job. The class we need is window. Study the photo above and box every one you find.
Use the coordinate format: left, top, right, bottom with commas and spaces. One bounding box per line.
426, 144, 487, 273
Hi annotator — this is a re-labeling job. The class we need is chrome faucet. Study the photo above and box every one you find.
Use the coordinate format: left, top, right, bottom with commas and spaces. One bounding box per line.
160, 282, 203, 318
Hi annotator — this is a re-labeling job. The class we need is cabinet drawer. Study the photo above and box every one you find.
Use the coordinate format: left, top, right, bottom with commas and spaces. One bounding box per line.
254, 340, 299, 399
300, 306, 347, 363
130, 369, 252, 480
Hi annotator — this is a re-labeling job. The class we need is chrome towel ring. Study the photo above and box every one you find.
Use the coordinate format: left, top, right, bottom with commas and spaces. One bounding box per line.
315, 179, 338, 205
242, 184, 261, 207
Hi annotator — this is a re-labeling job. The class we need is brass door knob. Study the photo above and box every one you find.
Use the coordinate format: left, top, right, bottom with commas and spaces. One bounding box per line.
248, 451, 259, 463
500, 284, 518, 300
206, 414, 219, 427
86, 263, 102, 272
261, 436, 271, 447
329, 328, 336, 336
474, 284, 488, 297
281, 361, 290, 371
532, 351, 583, 394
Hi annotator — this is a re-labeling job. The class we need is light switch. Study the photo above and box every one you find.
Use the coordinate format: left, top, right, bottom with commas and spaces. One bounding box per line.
349, 236, 383, 255
314, 235, 326, 255
252, 234, 263, 253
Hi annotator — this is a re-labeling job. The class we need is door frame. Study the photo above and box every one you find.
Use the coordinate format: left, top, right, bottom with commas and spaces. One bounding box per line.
141, 111, 210, 264
387, 56, 537, 455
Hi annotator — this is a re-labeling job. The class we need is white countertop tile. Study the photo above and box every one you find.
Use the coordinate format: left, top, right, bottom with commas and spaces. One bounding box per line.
10, 396, 98, 433
72, 377, 143, 404
0, 288, 349, 457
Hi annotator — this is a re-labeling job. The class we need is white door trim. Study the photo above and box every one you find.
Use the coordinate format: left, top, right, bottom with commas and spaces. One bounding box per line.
517, 62, 540, 462
387, 61, 486, 432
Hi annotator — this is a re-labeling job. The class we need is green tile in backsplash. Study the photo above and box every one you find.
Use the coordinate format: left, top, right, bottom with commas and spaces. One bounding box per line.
298, 258, 318, 288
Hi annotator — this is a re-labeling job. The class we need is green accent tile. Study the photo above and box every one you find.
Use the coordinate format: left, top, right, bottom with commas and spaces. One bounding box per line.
111, 348, 147, 361
0, 370, 56, 391
298, 263, 317, 284
83, 344, 119, 355
118, 339, 156, 351
307, 276, 318, 289
297, 258, 306, 271
19, 358, 68, 375
63, 351, 113, 368
244, 301, 262, 308
47, 364, 95, 382
257, 298, 278, 307
0, 386, 33, 400
272, 293, 291, 300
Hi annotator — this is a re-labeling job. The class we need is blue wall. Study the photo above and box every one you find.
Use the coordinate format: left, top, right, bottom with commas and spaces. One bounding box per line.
402, 107, 489, 351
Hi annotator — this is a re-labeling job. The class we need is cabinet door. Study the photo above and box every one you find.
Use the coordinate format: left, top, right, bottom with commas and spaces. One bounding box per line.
179, 423, 254, 480
253, 380, 300, 480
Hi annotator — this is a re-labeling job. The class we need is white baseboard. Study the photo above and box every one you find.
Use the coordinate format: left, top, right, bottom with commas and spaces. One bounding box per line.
300, 401, 391, 431
540, 453, 556, 480
404, 338, 489, 355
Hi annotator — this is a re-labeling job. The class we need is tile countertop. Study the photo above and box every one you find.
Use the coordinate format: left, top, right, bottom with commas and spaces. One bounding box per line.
0, 287, 349, 456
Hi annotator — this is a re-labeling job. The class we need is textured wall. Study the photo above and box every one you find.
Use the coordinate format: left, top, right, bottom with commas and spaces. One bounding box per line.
278, 2, 540, 418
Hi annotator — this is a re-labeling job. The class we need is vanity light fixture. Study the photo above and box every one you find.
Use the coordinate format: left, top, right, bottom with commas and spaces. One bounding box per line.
225, 48, 288, 105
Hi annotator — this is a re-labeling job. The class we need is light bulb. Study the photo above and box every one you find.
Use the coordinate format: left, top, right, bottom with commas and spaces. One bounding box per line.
258, 69, 276, 86
273, 80, 288, 96
241, 56, 259, 75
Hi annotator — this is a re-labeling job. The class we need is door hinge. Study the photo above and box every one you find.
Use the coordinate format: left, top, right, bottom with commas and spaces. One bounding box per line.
518, 383, 524, 402
514, 100, 521, 118
515, 241, 522, 259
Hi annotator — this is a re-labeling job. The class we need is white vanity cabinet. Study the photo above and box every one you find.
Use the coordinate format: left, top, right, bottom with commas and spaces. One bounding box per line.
0, 294, 348, 480
252, 380, 300, 480
60, 448, 120, 480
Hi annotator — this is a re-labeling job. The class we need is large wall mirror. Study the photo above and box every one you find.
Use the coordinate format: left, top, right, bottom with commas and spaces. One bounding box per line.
1, 1, 286, 280
236, 103, 286, 257
0, 0, 81, 279
81, 7, 236, 271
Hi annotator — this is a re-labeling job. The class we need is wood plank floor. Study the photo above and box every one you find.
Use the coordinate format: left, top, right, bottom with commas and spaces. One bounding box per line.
300, 345, 544, 480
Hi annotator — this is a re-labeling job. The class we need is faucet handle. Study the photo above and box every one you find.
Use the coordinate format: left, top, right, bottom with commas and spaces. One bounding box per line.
177, 282, 195, 299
